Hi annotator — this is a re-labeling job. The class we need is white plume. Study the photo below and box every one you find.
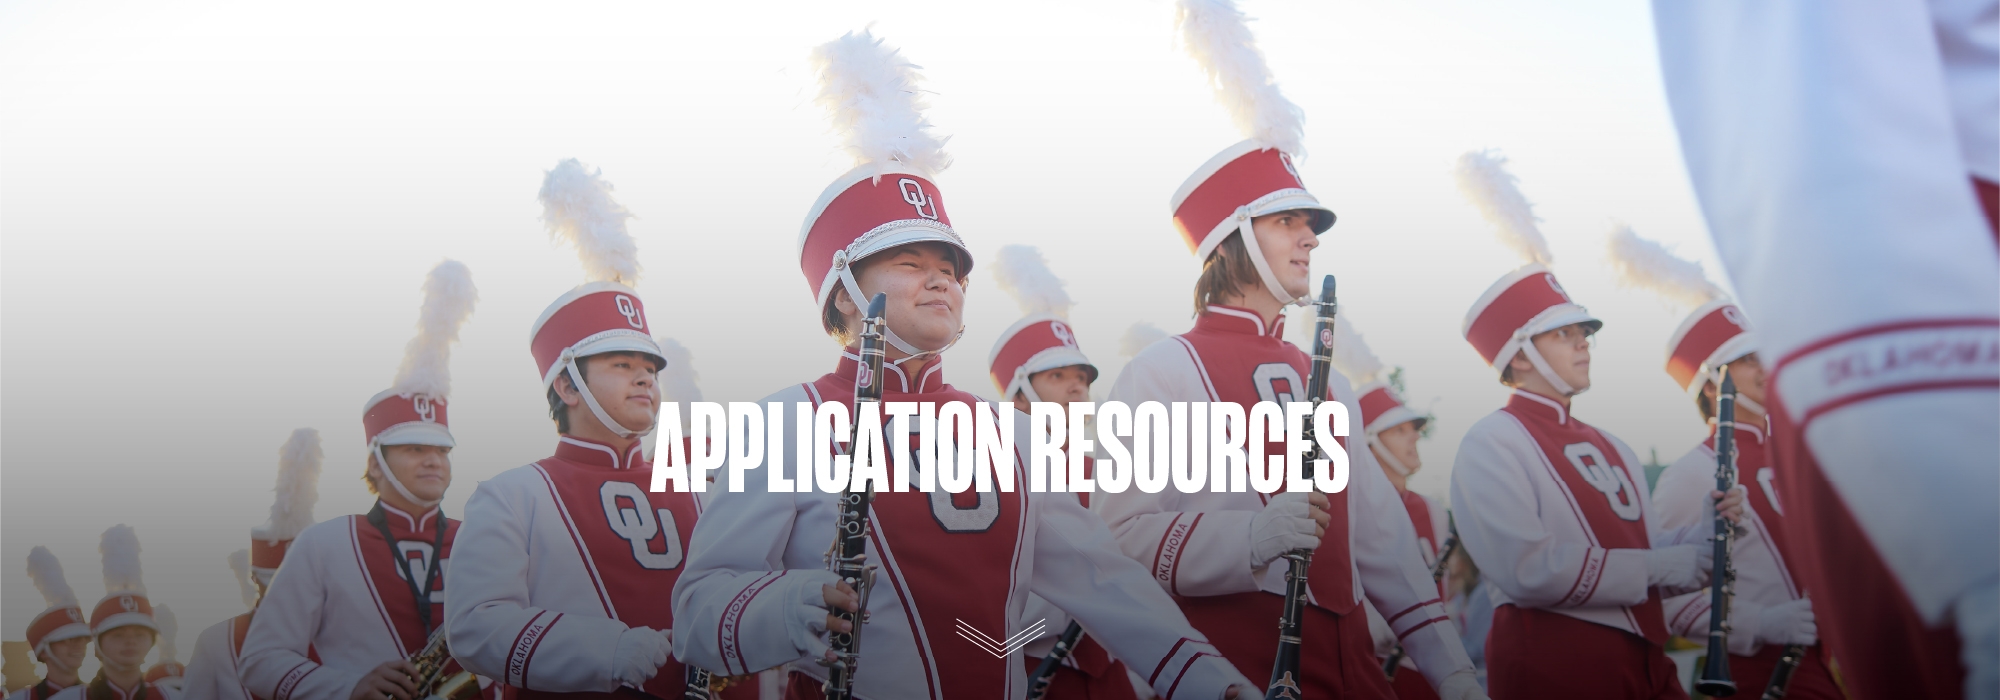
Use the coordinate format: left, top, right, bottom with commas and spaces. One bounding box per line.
1329, 316, 1386, 385
261, 428, 323, 544
656, 337, 702, 403
540, 159, 641, 285
27, 546, 78, 609
228, 550, 257, 610
391, 260, 478, 399
153, 605, 178, 662
1175, 0, 1305, 156
1122, 322, 1172, 358
1606, 224, 1725, 309
99, 525, 144, 596
991, 245, 1073, 318
809, 30, 952, 178
1454, 150, 1553, 266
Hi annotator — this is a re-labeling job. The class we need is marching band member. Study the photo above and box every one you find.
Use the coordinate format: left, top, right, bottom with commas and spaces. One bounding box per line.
1445, 151, 1742, 699
1607, 227, 1840, 698
241, 261, 478, 700
51, 526, 180, 699
10, 548, 92, 700
1098, 2, 1481, 698
1652, 2, 2000, 696
182, 429, 323, 700
445, 162, 717, 698
989, 245, 1137, 700
671, 30, 1254, 700
1327, 317, 1449, 700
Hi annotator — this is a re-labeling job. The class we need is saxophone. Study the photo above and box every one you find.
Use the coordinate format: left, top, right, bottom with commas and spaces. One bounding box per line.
410, 627, 481, 700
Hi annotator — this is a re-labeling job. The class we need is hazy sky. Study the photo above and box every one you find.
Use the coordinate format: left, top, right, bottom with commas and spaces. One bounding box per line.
1, 0, 1728, 664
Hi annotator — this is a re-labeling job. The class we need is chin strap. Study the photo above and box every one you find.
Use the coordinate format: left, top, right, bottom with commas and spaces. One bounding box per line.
835, 260, 962, 366
40, 646, 80, 675
94, 647, 142, 676
1231, 208, 1308, 307
1515, 329, 1586, 397
371, 442, 442, 510
1369, 434, 1414, 477
1735, 394, 1767, 418
560, 349, 658, 439
1010, 366, 1043, 404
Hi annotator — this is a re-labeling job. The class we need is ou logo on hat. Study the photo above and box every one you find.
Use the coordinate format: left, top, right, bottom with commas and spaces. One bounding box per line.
1051, 321, 1075, 348
614, 295, 646, 330
1280, 152, 1303, 183
66, 608, 81, 622
118, 595, 137, 612
413, 395, 436, 423
1544, 273, 1569, 300
1722, 305, 1748, 329
899, 179, 939, 220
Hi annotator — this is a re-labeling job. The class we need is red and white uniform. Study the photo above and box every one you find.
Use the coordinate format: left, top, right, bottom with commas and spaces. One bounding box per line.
1099, 307, 1475, 699
240, 504, 458, 700
1655, 423, 1842, 699
6, 679, 77, 700
672, 355, 1252, 700
180, 614, 255, 700
1449, 392, 1710, 699
1017, 456, 1139, 700
45, 677, 176, 700
1653, 2, 1999, 697
446, 437, 706, 698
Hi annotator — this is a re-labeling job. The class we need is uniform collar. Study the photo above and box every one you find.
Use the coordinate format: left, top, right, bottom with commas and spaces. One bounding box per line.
1508, 389, 1570, 425
375, 501, 440, 531
556, 435, 649, 470
1710, 419, 1766, 444
1198, 304, 1287, 338
835, 352, 949, 395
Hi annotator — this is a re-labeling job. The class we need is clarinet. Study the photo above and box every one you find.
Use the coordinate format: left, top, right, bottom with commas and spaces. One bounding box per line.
1695, 369, 1740, 697
683, 667, 715, 700
1384, 514, 1459, 680
1265, 275, 1337, 700
1758, 644, 1807, 699
820, 293, 888, 700
1025, 621, 1085, 700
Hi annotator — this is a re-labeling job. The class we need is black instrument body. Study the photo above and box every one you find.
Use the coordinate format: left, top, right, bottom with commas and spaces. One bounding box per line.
820, 294, 890, 700
1758, 644, 1807, 699
1695, 370, 1740, 697
1264, 276, 1337, 700
683, 667, 715, 700
1024, 621, 1086, 700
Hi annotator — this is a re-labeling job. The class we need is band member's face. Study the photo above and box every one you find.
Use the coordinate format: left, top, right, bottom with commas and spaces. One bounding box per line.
1374, 421, 1423, 474
1011, 365, 1093, 414
380, 443, 453, 503
1528, 323, 1593, 393
579, 351, 661, 433
1250, 210, 1319, 299
43, 637, 88, 671
95, 627, 151, 670
847, 242, 965, 353
1725, 353, 1768, 409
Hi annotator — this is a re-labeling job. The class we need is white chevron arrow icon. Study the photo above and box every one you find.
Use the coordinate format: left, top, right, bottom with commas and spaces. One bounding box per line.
955, 618, 1047, 658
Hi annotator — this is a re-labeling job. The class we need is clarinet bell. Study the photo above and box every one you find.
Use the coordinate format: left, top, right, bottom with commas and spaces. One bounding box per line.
1695, 651, 1736, 696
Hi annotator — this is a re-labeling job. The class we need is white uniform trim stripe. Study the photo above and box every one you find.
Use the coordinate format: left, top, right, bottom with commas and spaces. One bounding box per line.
343, 518, 407, 658
865, 515, 945, 700
1169, 337, 1219, 401
531, 464, 618, 618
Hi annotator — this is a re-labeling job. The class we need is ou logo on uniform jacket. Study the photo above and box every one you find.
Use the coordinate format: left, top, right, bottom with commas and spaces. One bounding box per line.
394, 541, 447, 604
1562, 443, 1642, 521
1253, 363, 1306, 404
600, 481, 683, 570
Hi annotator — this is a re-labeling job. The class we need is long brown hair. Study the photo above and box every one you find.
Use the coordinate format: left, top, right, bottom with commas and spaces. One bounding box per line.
1193, 233, 1261, 315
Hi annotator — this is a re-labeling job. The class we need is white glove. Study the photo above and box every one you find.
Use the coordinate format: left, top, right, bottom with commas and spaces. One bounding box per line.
1250, 493, 1323, 568
783, 570, 847, 660
1753, 598, 1817, 646
612, 627, 672, 687
1439, 670, 1488, 700
1646, 544, 1711, 593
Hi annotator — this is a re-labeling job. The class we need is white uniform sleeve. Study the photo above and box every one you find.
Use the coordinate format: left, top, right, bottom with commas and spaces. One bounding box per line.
240, 527, 363, 700
1029, 490, 1253, 699
445, 476, 628, 693
671, 449, 819, 678
1652, 0, 2000, 625
1347, 428, 1477, 690
1655, 448, 1718, 641
1096, 343, 1262, 597
1449, 415, 1651, 610
181, 620, 247, 700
